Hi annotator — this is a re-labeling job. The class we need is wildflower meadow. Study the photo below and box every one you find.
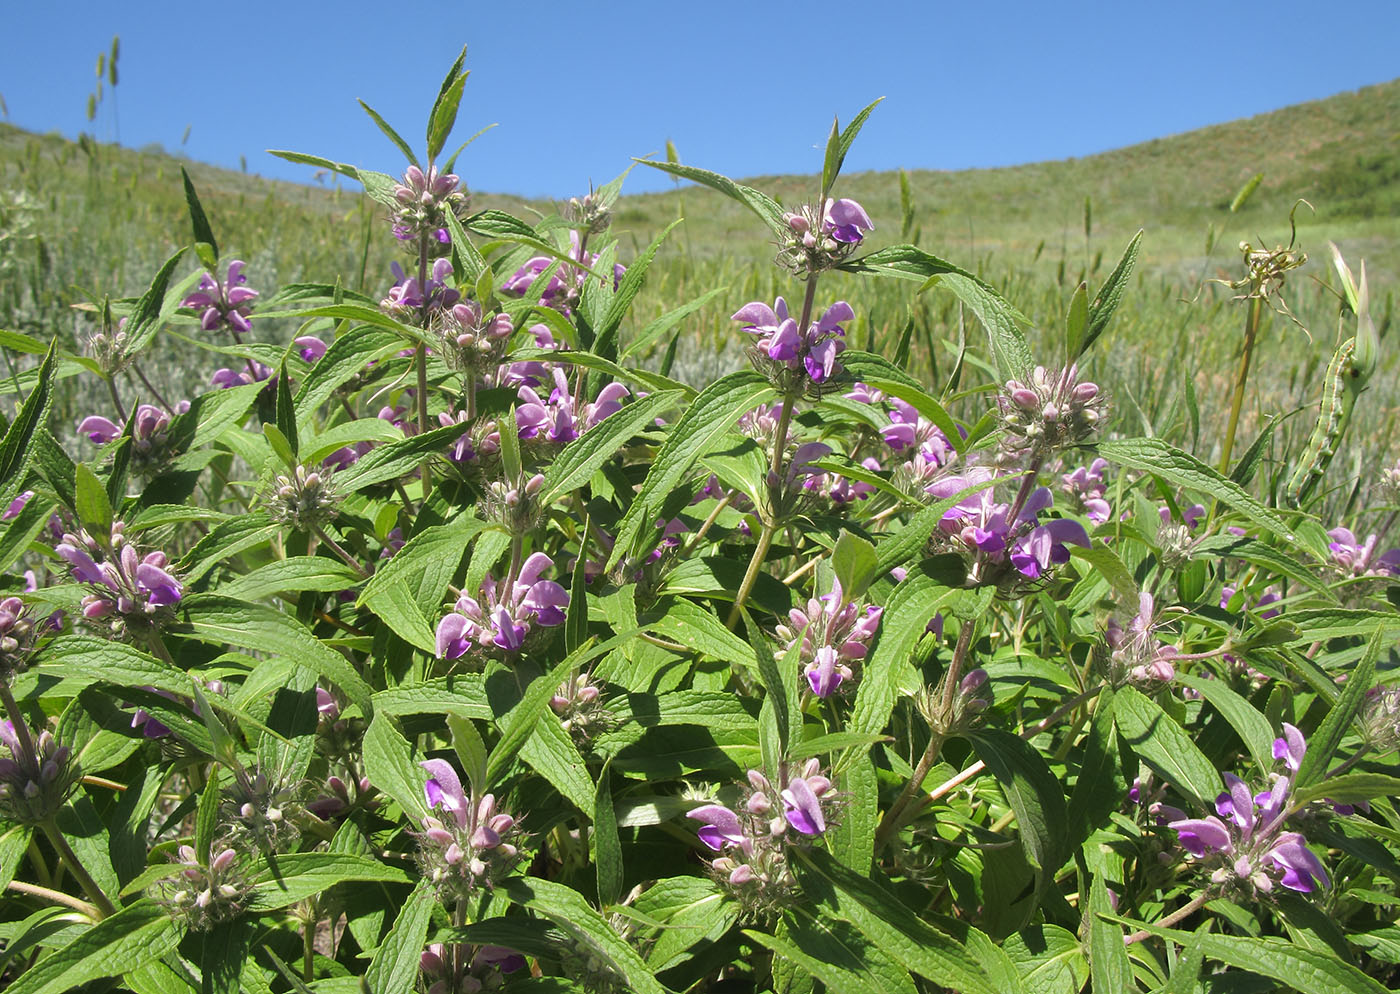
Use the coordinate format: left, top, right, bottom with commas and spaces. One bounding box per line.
2, 53, 1400, 993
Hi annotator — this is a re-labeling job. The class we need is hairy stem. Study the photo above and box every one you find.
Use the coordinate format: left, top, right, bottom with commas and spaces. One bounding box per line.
104, 375, 127, 425
6, 879, 99, 918
1124, 891, 1212, 945
40, 820, 117, 918
1219, 294, 1264, 474
314, 526, 370, 579
129, 361, 175, 415
725, 521, 776, 630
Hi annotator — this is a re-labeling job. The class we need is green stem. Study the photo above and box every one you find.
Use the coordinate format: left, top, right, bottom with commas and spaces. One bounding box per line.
1124, 891, 1212, 945
1218, 294, 1264, 474
303, 899, 316, 982
416, 234, 433, 502
129, 361, 175, 416
105, 375, 127, 425
724, 521, 775, 631
6, 879, 99, 918
875, 620, 977, 848
40, 820, 117, 918
314, 526, 369, 579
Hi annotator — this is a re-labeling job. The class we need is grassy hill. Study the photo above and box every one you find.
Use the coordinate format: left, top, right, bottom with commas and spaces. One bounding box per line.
1, 79, 1397, 494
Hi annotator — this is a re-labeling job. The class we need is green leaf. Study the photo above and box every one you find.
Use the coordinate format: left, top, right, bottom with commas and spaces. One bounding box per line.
1088, 869, 1135, 994
1126, 922, 1389, 994
595, 220, 683, 359
828, 750, 877, 871
427, 72, 467, 163
970, 729, 1069, 888
359, 99, 419, 166
1114, 686, 1223, 808
541, 390, 679, 504
0, 342, 57, 511
746, 911, 918, 994
177, 594, 373, 711
621, 287, 729, 360
0, 490, 56, 574
1292, 772, 1400, 808
634, 158, 787, 238
219, 557, 360, 601
1064, 282, 1089, 361
365, 879, 434, 994
179, 167, 218, 263
1080, 229, 1143, 357
794, 849, 997, 994
851, 561, 959, 737
1096, 437, 1295, 546
1003, 924, 1088, 994
634, 877, 739, 972
200, 917, 250, 994
1295, 625, 1381, 790
830, 531, 877, 602
1174, 672, 1276, 771
821, 97, 883, 198
275, 361, 297, 456
293, 326, 402, 423
363, 711, 430, 822
194, 767, 222, 863
74, 463, 113, 535
261, 423, 296, 472
5, 901, 182, 994
358, 515, 485, 650
246, 852, 411, 910
124, 250, 187, 354
594, 762, 624, 907
608, 370, 771, 571
447, 713, 488, 794
487, 648, 595, 786
519, 711, 595, 812
501, 876, 671, 994
1068, 541, 1138, 603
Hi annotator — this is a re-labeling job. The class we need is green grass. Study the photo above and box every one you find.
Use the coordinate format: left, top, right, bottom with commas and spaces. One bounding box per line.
2, 78, 1397, 524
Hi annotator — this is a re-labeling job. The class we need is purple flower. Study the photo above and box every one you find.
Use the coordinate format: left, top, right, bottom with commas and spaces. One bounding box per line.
294, 336, 327, 363
211, 361, 272, 391
417, 763, 519, 899
821, 198, 874, 244
780, 776, 827, 835
689, 803, 749, 852
1104, 592, 1178, 686
57, 524, 182, 637
933, 477, 1090, 584
1061, 458, 1111, 524
1327, 526, 1400, 577
1167, 729, 1331, 895
435, 552, 569, 659
515, 368, 631, 446
733, 297, 854, 385
381, 258, 460, 317
776, 575, 882, 699
502, 231, 625, 314
184, 261, 257, 335
78, 415, 122, 444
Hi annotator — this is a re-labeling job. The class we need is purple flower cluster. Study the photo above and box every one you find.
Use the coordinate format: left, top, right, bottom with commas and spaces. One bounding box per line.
0, 596, 39, 679
687, 760, 840, 909
158, 844, 247, 931
517, 367, 629, 445
381, 258, 460, 317
929, 472, 1090, 585
997, 363, 1105, 458
733, 296, 853, 387
418, 760, 520, 899
438, 299, 514, 374
391, 164, 467, 244
184, 261, 258, 335
420, 943, 525, 994
1327, 526, 1400, 578
1102, 592, 1178, 687
1165, 724, 1330, 895
550, 670, 610, 744
503, 230, 625, 314
774, 576, 882, 697
211, 359, 272, 391
57, 523, 182, 637
847, 384, 958, 494
1061, 458, 1111, 524
435, 552, 568, 659
0, 719, 72, 824
776, 198, 873, 274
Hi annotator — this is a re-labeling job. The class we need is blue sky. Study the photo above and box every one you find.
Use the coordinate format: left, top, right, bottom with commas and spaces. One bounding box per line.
2, 1, 1397, 199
